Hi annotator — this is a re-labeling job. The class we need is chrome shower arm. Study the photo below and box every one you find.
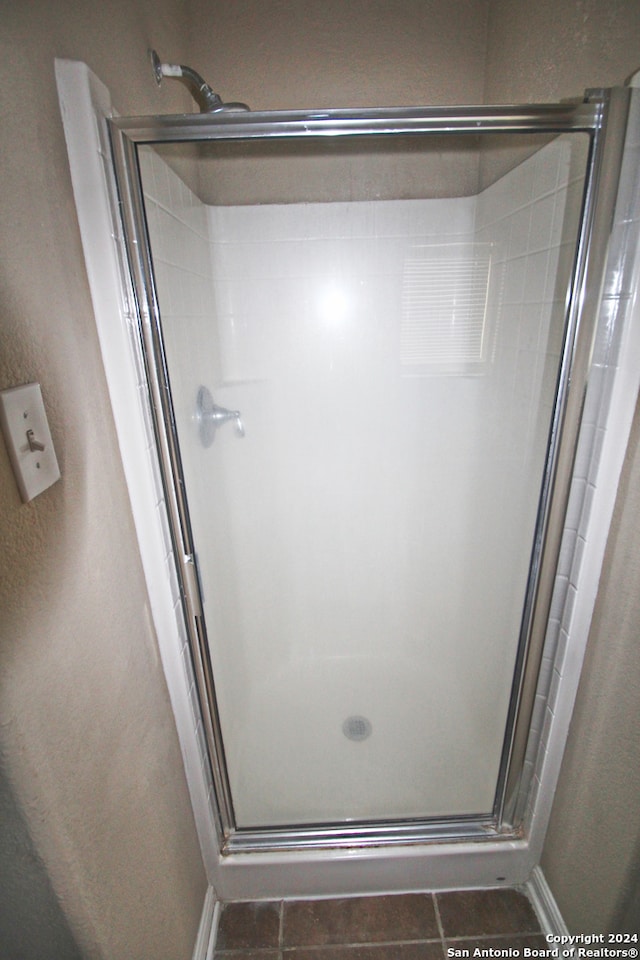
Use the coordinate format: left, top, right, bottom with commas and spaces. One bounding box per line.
150, 49, 249, 114
157, 60, 223, 113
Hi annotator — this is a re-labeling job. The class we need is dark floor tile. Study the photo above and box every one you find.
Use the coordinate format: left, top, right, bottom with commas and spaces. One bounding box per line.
283, 895, 439, 947
216, 900, 281, 950
284, 944, 444, 960
436, 889, 540, 938
446, 935, 548, 953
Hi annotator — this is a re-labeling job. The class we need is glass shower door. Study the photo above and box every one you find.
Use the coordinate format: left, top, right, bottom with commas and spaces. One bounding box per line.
109, 101, 610, 845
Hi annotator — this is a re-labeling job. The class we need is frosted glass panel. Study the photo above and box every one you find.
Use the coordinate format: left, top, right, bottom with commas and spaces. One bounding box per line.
139, 131, 588, 828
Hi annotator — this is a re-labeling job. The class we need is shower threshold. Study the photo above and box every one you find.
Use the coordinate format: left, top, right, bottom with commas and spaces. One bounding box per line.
223, 817, 507, 856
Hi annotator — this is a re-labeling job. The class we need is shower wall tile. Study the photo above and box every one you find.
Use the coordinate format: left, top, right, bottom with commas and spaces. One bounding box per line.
588, 427, 607, 486
614, 146, 640, 226
563, 478, 588, 531
522, 251, 551, 302
501, 256, 527, 304
510, 207, 535, 259
528, 194, 557, 253
532, 145, 563, 200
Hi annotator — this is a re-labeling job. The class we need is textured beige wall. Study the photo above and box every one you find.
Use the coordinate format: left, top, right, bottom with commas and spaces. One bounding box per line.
485, 0, 640, 103
186, 0, 490, 111
0, 1, 207, 958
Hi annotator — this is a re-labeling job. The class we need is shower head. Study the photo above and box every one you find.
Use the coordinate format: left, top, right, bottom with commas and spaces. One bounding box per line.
150, 49, 250, 114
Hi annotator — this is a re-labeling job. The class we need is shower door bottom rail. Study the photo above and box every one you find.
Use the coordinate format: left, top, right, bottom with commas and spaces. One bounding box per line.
223, 816, 513, 855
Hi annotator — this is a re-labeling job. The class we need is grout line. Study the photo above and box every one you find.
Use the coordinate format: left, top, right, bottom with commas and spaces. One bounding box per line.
277, 944, 448, 956
283, 938, 445, 948
279, 899, 284, 951
433, 891, 446, 943
442, 932, 547, 944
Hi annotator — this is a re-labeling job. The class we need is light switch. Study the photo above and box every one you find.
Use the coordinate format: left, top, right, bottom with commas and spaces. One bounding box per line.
0, 383, 61, 502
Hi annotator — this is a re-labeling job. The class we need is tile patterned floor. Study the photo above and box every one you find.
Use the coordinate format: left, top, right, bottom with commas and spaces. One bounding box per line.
213, 888, 545, 958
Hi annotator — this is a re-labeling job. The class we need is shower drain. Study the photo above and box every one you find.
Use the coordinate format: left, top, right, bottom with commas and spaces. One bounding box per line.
342, 715, 372, 741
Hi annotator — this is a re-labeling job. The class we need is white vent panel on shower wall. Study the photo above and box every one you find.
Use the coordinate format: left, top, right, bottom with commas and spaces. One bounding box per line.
401, 242, 496, 374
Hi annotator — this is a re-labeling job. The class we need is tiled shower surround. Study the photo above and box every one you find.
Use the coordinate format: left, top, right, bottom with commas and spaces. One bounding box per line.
139, 133, 586, 829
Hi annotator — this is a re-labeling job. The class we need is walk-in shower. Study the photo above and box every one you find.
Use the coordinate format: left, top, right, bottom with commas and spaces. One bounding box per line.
104, 82, 633, 875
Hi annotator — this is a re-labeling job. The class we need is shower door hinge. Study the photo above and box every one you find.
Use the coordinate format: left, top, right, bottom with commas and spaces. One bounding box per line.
182, 553, 203, 619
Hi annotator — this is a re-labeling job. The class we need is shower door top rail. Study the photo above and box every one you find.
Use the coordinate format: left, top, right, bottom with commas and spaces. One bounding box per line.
110, 98, 604, 144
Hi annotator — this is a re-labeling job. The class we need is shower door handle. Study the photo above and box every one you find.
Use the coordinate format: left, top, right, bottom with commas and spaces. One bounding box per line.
210, 404, 245, 435
196, 385, 245, 447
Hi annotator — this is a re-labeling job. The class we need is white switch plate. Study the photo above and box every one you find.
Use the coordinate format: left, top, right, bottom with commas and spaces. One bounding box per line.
0, 383, 61, 502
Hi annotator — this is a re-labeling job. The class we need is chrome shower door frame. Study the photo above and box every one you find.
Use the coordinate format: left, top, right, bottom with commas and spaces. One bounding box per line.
109, 89, 629, 855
